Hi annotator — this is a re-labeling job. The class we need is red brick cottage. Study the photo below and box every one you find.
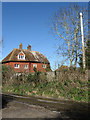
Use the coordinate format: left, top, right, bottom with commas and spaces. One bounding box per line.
2, 43, 50, 73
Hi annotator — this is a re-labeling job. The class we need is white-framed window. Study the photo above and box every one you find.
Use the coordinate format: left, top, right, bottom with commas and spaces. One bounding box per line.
24, 64, 28, 69
15, 64, 19, 68
18, 55, 25, 60
33, 64, 37, 69
18, 51, 25, 60
19, 55, 24, 59
42, 64, 46, 68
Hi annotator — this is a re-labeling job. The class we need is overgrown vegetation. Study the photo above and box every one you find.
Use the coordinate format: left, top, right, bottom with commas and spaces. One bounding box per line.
2, 65, 88, 102
2, 65, 15, 85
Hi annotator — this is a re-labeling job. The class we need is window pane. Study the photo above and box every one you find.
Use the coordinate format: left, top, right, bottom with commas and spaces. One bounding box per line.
42, 64, 46, 68
18, 55, 25, 60
33, 64, 37, 68
24, 64, 28, 69
15, 64, 19, 68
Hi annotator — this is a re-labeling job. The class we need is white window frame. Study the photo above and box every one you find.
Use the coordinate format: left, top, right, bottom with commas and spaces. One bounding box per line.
18, 51, 25, 60
33, 64, 37, 69
42, 64, 46, 68
15, 64, 19, 68
24, 64, 28, 69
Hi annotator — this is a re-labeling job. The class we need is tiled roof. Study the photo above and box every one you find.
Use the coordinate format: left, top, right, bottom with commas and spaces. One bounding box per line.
2, 48, 49, 64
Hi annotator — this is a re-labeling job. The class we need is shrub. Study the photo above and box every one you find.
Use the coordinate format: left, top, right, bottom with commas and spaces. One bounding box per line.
54, 71, 57, 79
2, 64, 15, 86
27, 68, 41, 86
33, 69, 41, 86
27, 73, 34, 83
45, 64, 52, 72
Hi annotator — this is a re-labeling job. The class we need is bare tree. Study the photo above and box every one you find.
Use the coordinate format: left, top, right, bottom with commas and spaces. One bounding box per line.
51, 4, 88, 67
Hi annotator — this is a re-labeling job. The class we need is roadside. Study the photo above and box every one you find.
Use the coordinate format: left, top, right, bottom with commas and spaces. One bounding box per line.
2, 65, 88, 103
2, 93, 88, 119
2, 100, 61, 118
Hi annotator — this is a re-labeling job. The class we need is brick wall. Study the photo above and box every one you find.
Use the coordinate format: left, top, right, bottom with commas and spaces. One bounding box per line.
30, 63, 47, 72
6, 62, 30, 72
4, 62, 47, 73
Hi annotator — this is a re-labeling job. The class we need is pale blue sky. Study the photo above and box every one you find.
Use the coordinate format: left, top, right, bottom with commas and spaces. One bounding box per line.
2, 2, 88, 70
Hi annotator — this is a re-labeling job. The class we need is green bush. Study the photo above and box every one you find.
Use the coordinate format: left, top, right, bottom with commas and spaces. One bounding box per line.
26, 68, 41, 86
27, 73, 34, 83
2, 64, 15, 86
2, 66, 88, 102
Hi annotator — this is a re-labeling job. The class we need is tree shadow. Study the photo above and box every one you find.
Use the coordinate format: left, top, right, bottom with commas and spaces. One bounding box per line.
1, 94, 89, 120
56, 102, 89, 120
2, 94, 14, 109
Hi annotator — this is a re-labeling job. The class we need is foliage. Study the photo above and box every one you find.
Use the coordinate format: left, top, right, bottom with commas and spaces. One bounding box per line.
79, 54, 87, 69
56, 65, 69, 72
45, 64, 52, 72
27, 68, 41, 86
54, 70, 57, 79
2, 64, 15, 86
26, 73, 34, 83
2, 69, 88, 102
79, 40, 90, 69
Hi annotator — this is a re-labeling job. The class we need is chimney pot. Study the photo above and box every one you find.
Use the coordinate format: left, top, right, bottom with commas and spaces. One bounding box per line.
19, 43, 23, 49
27, 45, 31, 51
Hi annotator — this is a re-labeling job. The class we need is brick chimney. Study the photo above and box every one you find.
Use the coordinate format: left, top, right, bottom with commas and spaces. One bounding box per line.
27, 45, 31, 51
19, 43, 23, 49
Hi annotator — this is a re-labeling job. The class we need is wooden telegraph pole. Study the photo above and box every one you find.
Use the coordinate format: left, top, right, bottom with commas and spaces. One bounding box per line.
80, 12, 86, 69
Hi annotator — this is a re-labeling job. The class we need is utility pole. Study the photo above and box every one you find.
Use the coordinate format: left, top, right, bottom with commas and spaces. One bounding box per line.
80, 12, 86, 69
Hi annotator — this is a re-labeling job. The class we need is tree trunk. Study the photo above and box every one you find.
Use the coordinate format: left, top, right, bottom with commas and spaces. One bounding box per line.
70, 59, 73, 67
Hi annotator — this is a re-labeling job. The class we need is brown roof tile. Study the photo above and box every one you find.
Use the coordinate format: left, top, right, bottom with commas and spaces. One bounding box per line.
2, 48, 49, 64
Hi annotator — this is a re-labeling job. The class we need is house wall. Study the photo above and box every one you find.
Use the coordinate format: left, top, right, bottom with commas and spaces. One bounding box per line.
5, 62, 30, 73
30, 63, 47, 72
4, 62, 47, 73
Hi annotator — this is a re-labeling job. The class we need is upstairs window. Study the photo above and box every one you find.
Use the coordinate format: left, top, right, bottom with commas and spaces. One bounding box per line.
18, 51, 25, 60
19, 55, 24, 59
24, 64, 28, 69
42, 64, 46, 68
15, 64, 19, 68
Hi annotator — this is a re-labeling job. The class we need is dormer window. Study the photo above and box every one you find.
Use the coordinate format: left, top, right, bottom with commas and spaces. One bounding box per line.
18, 51, 25, 60
19, 55, 24, 59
